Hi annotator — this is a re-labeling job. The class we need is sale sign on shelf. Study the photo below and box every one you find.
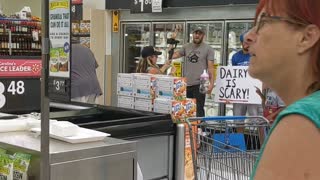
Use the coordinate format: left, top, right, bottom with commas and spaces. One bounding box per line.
0, 59, 42, 77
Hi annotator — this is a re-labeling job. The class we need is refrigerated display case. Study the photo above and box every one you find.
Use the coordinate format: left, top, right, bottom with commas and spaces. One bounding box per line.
225, 21, 254, 116
186, 21, 225, 116
120, 20, 254, 116
226, 21, 254, 66
153, 22, 185, 65
122, 23, 151, 73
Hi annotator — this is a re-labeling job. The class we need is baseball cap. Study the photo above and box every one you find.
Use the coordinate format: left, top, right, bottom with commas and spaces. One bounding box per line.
193, 26, 205, 34
141, 46, 162, 58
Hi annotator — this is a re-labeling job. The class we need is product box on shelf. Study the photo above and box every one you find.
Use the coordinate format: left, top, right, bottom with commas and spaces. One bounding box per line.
117, 73, 133, 96
153, 98, 174, 114
133, 74, 157, 99
118, 95, 135, 109
72, 20, 80, 33
134, 97, 153, 112
80, 20, 90, 33
154, 98, 197, 123
156, 76, 187, 101
183, 98, 197, 118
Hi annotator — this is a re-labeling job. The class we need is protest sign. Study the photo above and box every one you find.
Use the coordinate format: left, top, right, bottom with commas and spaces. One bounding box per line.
214, 66, 262, 104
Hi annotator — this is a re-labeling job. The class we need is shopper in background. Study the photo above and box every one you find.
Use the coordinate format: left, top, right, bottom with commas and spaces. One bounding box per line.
171, 27, 215, 117
256, 85, 285, 123
136, 46, 174, 75
246, 0, 320, 179
231, 33, 261, 117
71, 44, 102, 104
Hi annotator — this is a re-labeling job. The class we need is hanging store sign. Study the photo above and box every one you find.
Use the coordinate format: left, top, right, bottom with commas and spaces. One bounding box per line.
49, 0, 72, 102
152, 0, 162, 12
131, 0, 163, 13
0, 57, 41, 113
131, 0, 152, 13
0, 59, 41, 77
72, 0, 83, 4
49, 0, 71, 78
112, 11, 119, 32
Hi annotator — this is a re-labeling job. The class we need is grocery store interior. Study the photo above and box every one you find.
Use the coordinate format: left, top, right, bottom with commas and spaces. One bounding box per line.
0, 0, 267, 180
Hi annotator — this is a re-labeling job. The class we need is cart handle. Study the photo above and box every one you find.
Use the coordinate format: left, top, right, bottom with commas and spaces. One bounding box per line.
188, 116, 247, 121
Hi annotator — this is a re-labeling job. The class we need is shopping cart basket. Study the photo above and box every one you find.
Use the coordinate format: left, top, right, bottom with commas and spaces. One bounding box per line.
186, 116, 270, 180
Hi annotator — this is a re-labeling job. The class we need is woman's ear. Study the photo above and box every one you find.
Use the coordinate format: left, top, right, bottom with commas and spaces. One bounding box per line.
297, 25, 320, 54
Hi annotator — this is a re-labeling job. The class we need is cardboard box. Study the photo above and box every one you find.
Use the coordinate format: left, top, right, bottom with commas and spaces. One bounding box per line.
117, 73, 133, 96
153, 98, 197, 123
183, 98, 197, 118
80, 20, 90, 33
134, 97, 153, 112
153, 98, 173, 114
156, 76, 187, 101
117, 95, 134, 109
133, 74, 157, 99
171, 100, 185, 123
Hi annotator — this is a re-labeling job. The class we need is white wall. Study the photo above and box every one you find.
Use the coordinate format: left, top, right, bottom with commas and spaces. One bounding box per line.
83, 0, 105, 10
0, 0, 41, 17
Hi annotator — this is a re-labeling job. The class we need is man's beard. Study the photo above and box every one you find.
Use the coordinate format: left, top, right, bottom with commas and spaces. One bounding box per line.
193, 38, 203, 44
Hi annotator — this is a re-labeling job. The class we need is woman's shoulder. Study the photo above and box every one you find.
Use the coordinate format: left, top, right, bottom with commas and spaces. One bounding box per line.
276, 91, 320, 128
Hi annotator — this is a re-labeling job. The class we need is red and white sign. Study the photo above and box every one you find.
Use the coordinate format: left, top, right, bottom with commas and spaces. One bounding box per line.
0, 59, 42, 77
72, 0, 83, 4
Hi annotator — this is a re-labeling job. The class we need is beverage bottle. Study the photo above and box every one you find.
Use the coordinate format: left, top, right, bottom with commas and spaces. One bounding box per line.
199, 69, 210, 94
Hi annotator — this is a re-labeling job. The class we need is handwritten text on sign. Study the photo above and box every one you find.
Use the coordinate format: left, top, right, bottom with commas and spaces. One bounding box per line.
214, 66, 262, 104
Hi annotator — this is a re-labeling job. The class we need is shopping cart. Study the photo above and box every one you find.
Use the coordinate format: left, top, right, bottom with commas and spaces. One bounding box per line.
186, 116, 270, 180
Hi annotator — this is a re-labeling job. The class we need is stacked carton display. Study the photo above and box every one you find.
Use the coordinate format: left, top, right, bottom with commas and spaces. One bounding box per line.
153, 76, 196, 123
117, 73, 155, 110
117, 73, 197, 123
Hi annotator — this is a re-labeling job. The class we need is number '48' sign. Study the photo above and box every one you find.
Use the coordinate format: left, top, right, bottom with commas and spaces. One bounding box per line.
0, 79, 40, 112
131, 0, 152, 13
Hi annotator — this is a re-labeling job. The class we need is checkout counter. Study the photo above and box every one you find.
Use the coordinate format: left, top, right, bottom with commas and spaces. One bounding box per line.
50, 102, 176, 180
0, 102, 178, 180
0, 131, 136, 180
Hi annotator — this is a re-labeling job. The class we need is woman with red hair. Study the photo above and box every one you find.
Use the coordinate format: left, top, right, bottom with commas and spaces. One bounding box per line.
245, 0, 320, 179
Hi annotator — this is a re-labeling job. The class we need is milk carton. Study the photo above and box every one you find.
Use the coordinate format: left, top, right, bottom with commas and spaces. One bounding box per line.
133, 74, 157, 99
156, 76, 187, 100
118, 95, 135, 109
117, 73, 133, 96
134, 97, 153, 112
154, 98, 174, 114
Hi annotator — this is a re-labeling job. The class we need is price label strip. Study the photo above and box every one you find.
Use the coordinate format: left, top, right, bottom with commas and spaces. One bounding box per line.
0, 79, 40, 112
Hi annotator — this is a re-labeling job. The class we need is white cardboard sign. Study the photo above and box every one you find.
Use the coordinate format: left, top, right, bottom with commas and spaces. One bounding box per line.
214, 66, 262, 104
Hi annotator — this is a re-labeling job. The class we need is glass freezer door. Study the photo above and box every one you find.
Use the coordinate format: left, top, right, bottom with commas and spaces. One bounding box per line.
226, 21, 254, 66
153, 22, 185, 65
225, 21, 254, 116
187, 22, 224, 116
122, 23, 151, 73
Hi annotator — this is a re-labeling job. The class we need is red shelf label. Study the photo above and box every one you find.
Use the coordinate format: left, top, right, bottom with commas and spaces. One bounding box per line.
72, 0, 83, 4
0, 59, 42, 77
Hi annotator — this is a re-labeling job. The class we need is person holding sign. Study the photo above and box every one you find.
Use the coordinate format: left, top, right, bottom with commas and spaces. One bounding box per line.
231, 33, 261, 117
245, 0, 320, 179
171, 26, 215, 117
